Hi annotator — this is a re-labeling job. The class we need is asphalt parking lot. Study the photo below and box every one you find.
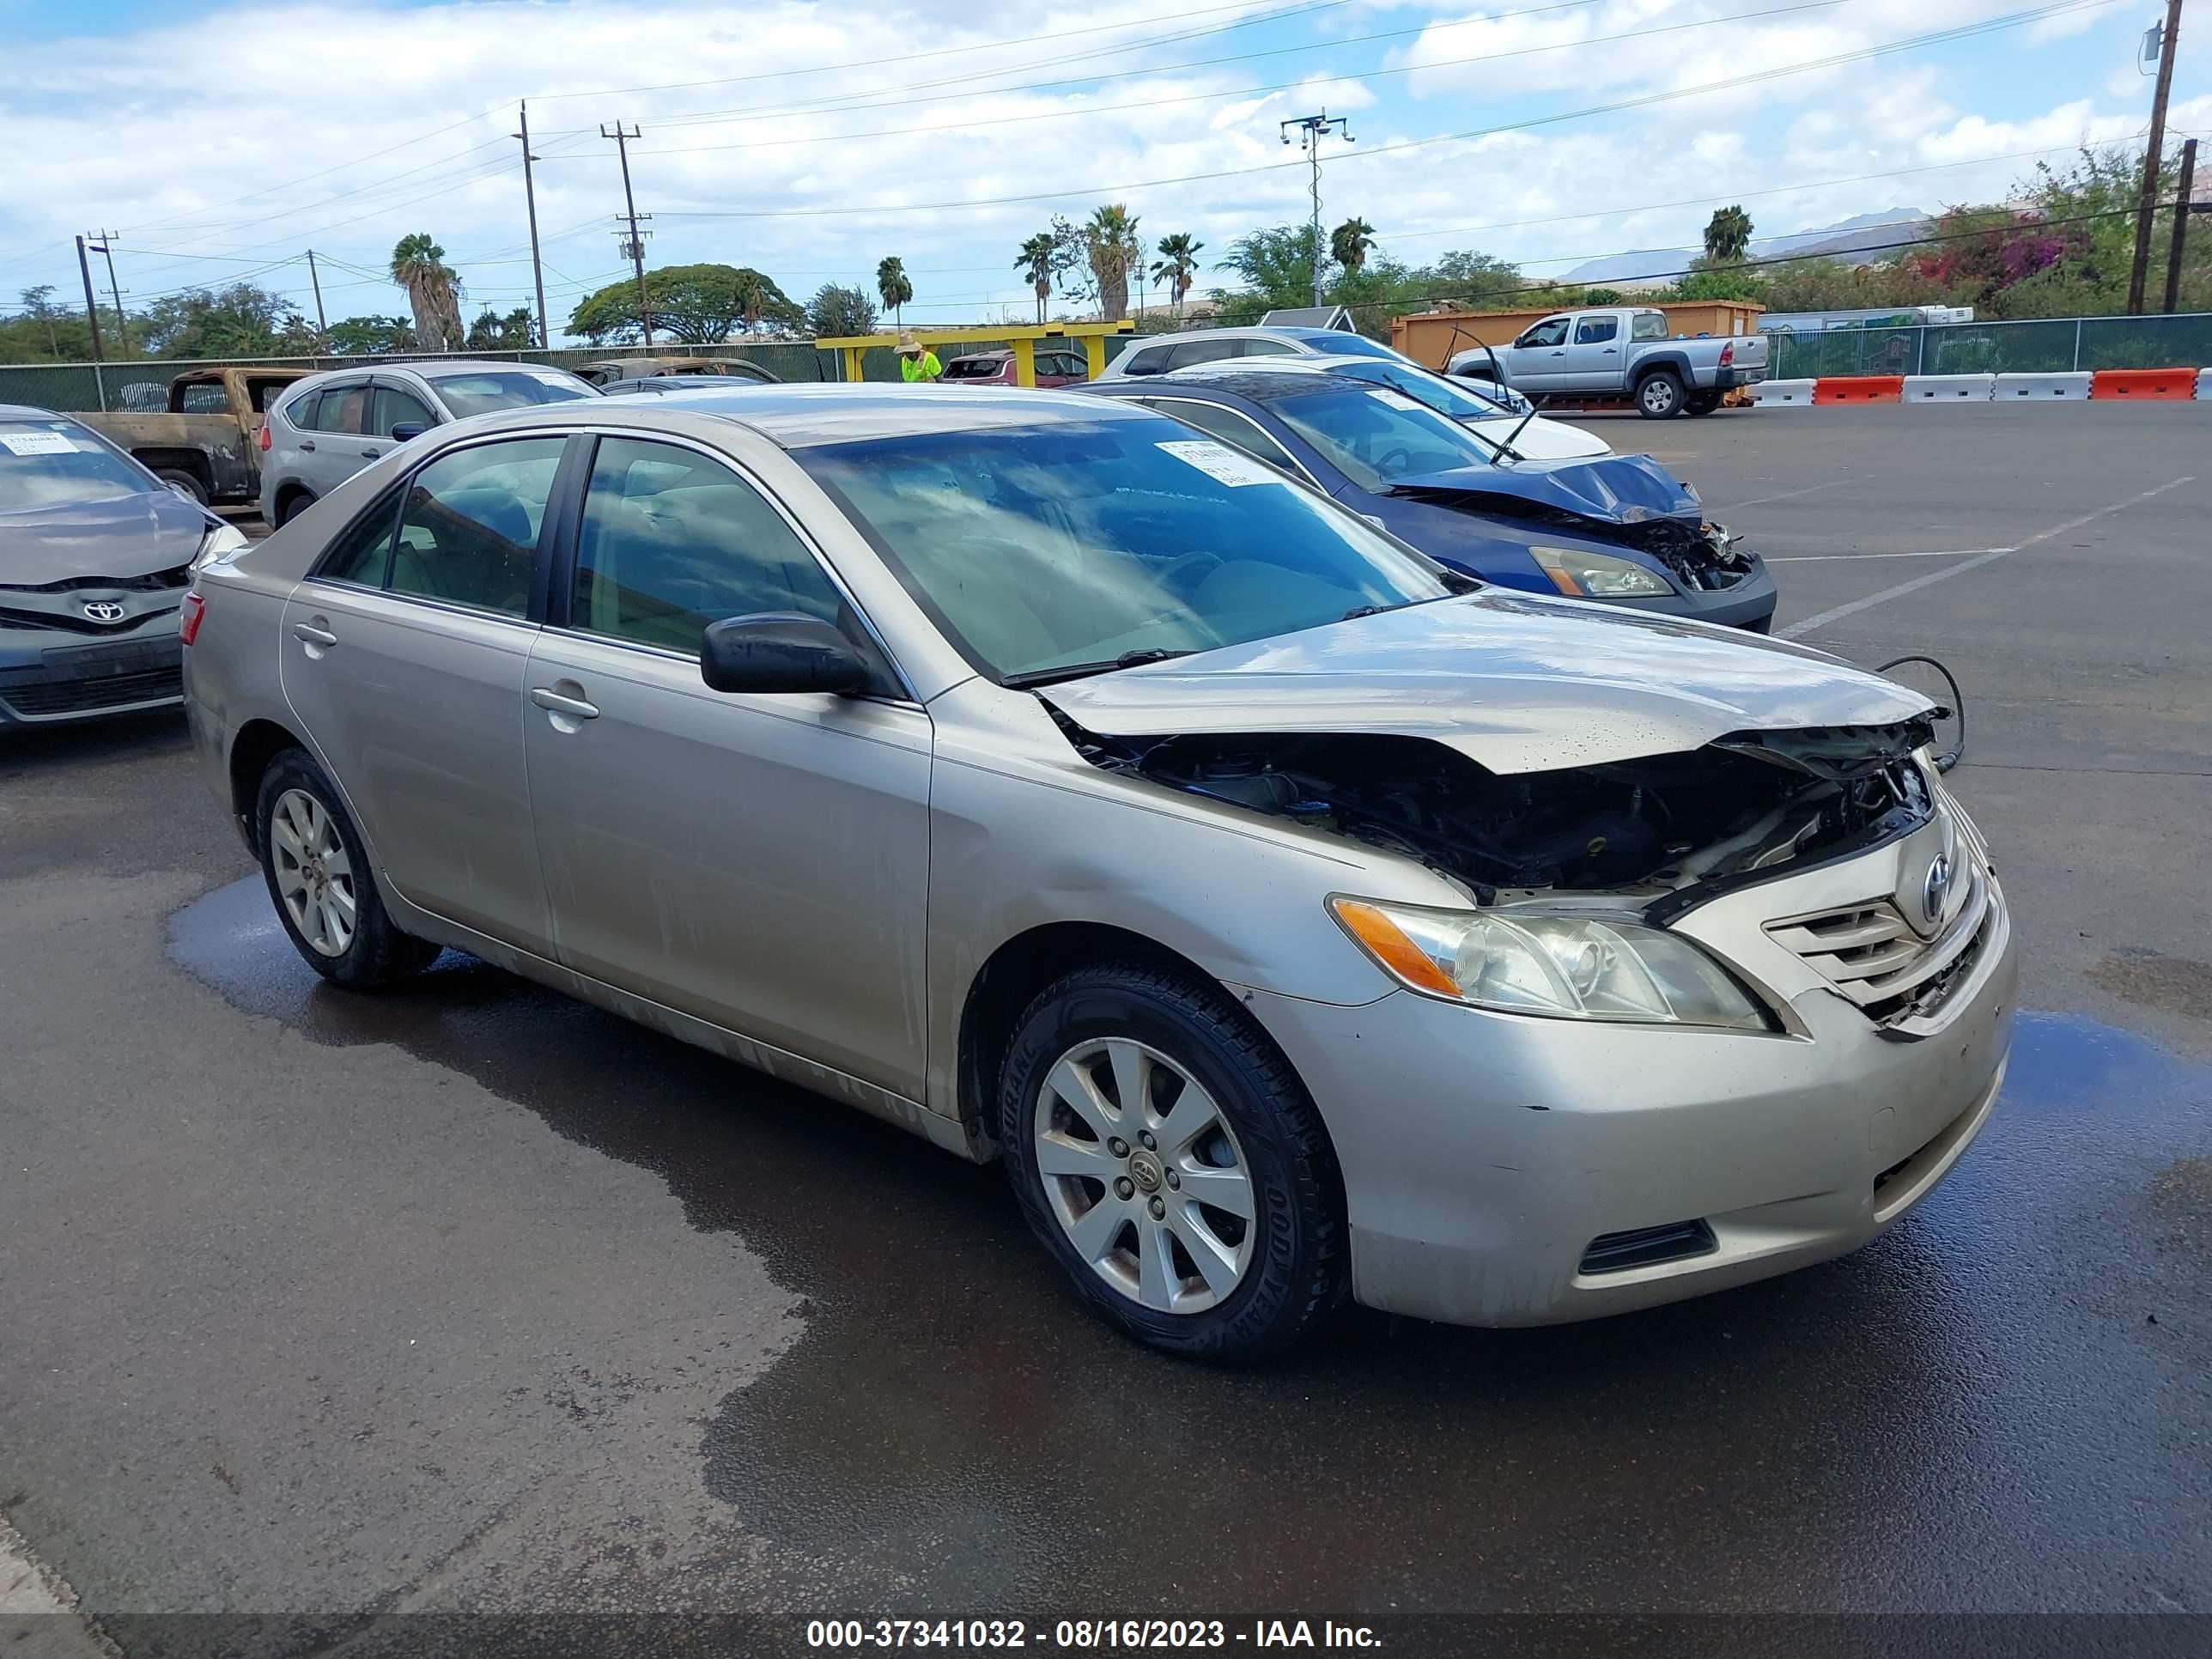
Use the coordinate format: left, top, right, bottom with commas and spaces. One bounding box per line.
3, 404, 2209, 1653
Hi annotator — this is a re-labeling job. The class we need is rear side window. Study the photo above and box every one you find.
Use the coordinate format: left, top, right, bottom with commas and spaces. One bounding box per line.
1120, 344, 1173, 378
317, 489, 404, 586
179, 383, 228, 415
1237, 338, 1294, 358
1575, 316, 1620, 344
1632, 312, 1669, 342
569, 437, 842, 653
1164, 340, 1240, 370
283, 390, 323, 430
387, 438, 567, 617
314, 383, 370, 435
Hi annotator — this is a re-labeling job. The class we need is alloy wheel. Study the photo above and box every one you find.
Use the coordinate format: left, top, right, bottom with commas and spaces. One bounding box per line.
270, 787, 357, 957
1033, 1036, 1256, 1315
1640, 377, 1678, 416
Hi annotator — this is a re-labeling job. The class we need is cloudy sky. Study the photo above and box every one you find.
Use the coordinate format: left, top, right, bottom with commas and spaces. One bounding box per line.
1, 0, 2205, 342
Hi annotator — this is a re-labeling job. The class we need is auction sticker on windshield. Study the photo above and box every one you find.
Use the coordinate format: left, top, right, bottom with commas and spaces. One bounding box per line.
1156, 440, 1284, 487
1366, 388, 1427, 414
1, 432, 78, 456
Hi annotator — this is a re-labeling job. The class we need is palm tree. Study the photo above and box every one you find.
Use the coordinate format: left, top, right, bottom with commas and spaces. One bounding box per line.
1329, 217, 1376, 274
1084, 204, 1142, 323
1703, 205, 1753, 264
1149, 234, 1204, 320
876, 256, 913, 325
389, 234, 463, 351
1015, 234, 1055, 325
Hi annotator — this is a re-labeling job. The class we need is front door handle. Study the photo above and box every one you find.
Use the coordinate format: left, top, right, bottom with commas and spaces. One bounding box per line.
292, 622, 337, 648
299, 440, 317, 452
531, 685, 599, 720
360, 447, 382, 459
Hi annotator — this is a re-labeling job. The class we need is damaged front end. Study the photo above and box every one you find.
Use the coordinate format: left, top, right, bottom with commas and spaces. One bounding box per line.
1389, 453, 1753, 592
1052, 708, 1939, 916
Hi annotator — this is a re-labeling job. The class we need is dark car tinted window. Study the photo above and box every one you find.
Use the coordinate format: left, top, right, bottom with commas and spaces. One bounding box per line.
282, 389, 322, 430
1164, 339, 1241, 370
372, 386, 436, 437
387, 438, 566, 617
570, 437, 842, 653
315, 383, 371, 436
1119, 344, 1173, 378
1238, 338, 1295, 358
1575, 316, 1620, 344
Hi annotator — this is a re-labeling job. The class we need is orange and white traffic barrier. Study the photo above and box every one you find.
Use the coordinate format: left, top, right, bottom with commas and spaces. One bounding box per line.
2088, 368, 2197, 400
1813, 375, 1904, 404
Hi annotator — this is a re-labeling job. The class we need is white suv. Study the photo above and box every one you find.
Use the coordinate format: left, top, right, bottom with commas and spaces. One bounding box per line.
1097, 325, 1414, 381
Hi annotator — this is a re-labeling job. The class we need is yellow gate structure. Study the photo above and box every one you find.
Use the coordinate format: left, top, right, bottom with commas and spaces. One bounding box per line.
815, 320, 1137, 387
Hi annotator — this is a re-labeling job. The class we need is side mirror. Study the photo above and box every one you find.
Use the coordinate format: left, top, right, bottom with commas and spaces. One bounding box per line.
701, 612, 869, 696
390, 422, 428, 442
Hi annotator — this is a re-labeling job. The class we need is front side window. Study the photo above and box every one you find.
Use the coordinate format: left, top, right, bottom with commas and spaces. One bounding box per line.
1632, 312, 1669, 342
571, 437, 843, 653
1574, 316, 1620, 344
314, 383, 370, 435
0, 420, 155, 510
425, 369, 596, 418
796, 413, 1450, 684
387, 437, 566, 617
372, 386, 436, 438
1270, 386, 1492, 490
1520, 319, 1571, 349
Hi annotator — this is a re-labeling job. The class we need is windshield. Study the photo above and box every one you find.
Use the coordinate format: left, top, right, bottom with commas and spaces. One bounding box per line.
428, 370, 597, 417
797, 415, 1451, 684
0, 422, 155, 512
1334, 360, 1516, 422
1270, 386, 1495, 490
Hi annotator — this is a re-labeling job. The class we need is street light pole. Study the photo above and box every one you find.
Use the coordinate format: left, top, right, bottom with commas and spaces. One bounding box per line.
1279, 110, 1353, 308
601, 122, 653, 349
75, 234, 107, 365
85, 231, 129, 357
2126, 0, 2186, 313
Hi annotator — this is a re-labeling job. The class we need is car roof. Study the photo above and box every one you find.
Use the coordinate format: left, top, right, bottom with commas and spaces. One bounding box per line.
453, 383, 1161, 448
400, 360, 590, 380
0, 404, 76, 422
1100, 366, 1348, 408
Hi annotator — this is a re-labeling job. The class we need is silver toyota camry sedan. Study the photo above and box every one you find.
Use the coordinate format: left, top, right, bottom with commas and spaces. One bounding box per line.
182, 386, 2015, 1360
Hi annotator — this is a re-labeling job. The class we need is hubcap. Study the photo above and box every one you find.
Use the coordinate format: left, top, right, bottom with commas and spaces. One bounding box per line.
1032, 1036, 1256, 1315
1644, 380, 1674, 414
270, 787, 356, 957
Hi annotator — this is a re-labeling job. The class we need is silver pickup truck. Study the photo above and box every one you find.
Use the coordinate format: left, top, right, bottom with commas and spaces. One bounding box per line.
1447, 307, 1767, 418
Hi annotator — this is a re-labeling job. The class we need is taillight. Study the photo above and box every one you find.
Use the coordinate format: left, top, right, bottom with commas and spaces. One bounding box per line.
179, 592, 206, 646
1719, 342, 1735, 367
258, 420, 272, 452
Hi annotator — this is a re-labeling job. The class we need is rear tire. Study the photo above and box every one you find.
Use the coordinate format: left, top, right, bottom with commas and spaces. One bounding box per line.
999, 961, 1347, 1361
1636, 370, 1686, 419
154, 467, 210, 505
254, 747, 439, 988
1685, 390, 1722, 416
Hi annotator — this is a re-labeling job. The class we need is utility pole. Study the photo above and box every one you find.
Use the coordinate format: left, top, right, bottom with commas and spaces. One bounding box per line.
306, 249, 330, 340
600, 121, 653, 348
85, 231, 128, 356
516, 102, 552, 349
2126, 0, 2186, 313
75, 234, 107, 363
1279, 111, 1354, 308
2165, 137, 2199, 313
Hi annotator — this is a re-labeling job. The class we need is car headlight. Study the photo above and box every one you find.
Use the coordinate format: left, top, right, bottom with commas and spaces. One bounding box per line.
1528, 544, 1673, 598
191, 521, 251, 572
1329, 897, 1771, 1029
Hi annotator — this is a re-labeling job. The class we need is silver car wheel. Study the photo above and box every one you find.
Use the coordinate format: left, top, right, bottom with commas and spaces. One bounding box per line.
1033, 1036, 1256, 1315
269, 787, 357, 958
1639, 377, 1678, 416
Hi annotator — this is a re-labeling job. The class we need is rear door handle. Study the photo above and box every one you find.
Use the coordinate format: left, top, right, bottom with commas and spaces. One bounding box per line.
299, 440, 317, 452
292, 622, 337, 647
531, 686, 599, 720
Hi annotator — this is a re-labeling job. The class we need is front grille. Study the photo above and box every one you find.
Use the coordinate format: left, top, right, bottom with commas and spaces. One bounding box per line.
0, 603, 176, 636
0, 666, 183, 718
1579, 1219, 1718, 1275
1765, 858, 1998, 1027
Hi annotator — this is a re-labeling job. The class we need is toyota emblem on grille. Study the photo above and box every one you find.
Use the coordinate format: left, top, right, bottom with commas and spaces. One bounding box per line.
82, 601, 127, 623
1921, 854, 1954, 927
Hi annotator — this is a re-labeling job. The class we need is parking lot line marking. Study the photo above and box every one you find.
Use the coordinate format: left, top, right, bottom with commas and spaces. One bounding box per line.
1711, 481, 1848, 514
1766, 549, 2008, 562
1778, 476, 2194, 640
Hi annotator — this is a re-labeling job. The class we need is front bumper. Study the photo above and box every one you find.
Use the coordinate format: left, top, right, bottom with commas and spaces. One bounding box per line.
1238, 823, 2017, 1328
0, 627, 185, 726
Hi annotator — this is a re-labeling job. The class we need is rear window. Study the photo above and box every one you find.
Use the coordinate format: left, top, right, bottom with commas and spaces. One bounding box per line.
1632, 312, 1668, 342
0, 421, 154, 510
424, 369, 597, 417
1295, 331, 1398, 360
941, 356, 1006, 381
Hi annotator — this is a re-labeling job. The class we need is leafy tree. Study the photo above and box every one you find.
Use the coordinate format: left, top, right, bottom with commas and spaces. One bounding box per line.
1330, 217, 1376, 273
1581, 287, 1625, 306
325, 315, 416, 355
390, 234, 464, 351
1423, 249, 1524, 309
805, 283, 878, 337
465, 306, 538, 350
1014, 233, 1056, 325
1703, 205, 1753, 264
568, 264, 802, 344
17, 286, 64, 357
138, 283, 318, 359
876, 256, 913, 324
1150, 233, 1204, 319
1208, 225, 1326, 324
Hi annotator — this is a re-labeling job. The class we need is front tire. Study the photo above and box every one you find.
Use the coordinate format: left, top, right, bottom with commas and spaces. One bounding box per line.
1636, 369, 1686, 418
999, 962, 1347, 1360
254, 747, 438, 988
155, 467, 210, 505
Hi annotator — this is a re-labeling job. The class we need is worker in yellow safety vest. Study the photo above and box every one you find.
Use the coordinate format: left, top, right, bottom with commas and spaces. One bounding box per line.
896, 330, 942, 384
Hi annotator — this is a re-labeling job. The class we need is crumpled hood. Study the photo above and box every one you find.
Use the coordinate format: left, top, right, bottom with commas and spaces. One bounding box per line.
0, 489, 210, 585
1389, 452, 1700, 526
1041, 592, 1932, 775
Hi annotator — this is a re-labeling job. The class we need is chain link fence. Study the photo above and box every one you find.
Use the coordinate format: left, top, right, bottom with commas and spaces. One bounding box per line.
1765, 311, 2212, 380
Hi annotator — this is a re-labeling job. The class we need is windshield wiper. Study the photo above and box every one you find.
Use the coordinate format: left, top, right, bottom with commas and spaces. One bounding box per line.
1004, 647, 1193, 690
